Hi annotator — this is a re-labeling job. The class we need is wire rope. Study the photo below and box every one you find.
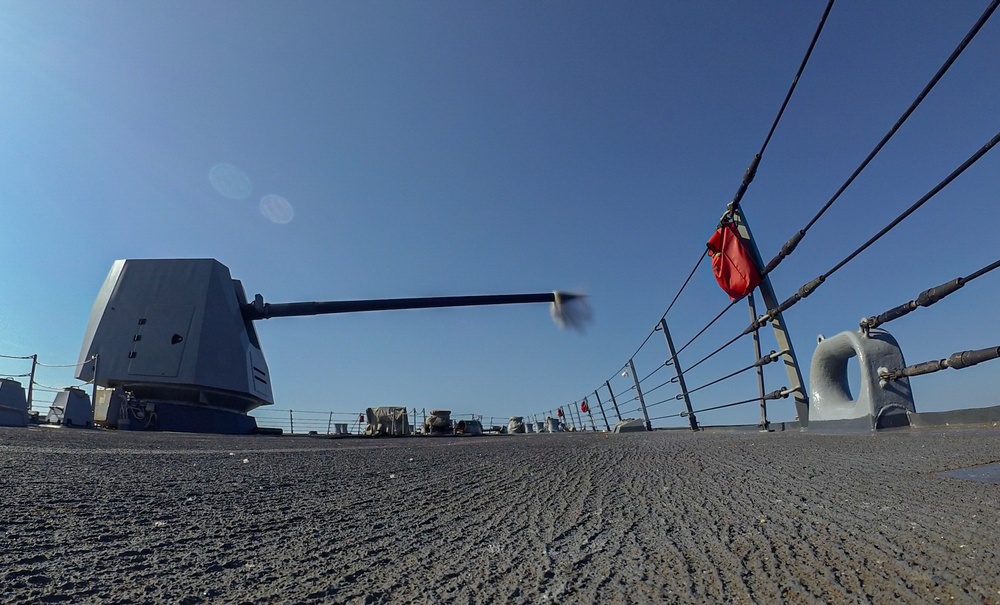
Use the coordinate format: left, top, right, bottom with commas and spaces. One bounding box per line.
644, 396, 680, 410
648, 412, 684, 422
592, 2, 839, 405
674, 298, 742, 358
642, 377, 677, 397
686, 363, 759, 396
761, 0, 1000, 276
728, 0, 837, 214
637, 362, 669, 385
681, 332, 750, 378
35, 357, 94, 368
683, 388, 789, 418
665, 0, 834, 364
760, 130, 1000, 322
31, 380, 85, 391
664, 254, 707, 317
862, 257, 1000, 332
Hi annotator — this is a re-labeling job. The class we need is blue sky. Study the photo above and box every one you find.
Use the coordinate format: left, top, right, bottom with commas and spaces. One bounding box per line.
1, 1, 998, 429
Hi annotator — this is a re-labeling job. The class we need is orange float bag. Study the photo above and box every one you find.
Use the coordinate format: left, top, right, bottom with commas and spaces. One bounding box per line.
706, 220, 761, 300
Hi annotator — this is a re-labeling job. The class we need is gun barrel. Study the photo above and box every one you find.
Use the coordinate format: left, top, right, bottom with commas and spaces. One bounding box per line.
242, 292, 581, 320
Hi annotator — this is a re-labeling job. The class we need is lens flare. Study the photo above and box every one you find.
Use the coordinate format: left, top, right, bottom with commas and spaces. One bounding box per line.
208, 163, 252, 200
260, 194, 294, 224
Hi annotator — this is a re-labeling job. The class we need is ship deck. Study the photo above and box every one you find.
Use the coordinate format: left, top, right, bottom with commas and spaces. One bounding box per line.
2, 426, 999, 603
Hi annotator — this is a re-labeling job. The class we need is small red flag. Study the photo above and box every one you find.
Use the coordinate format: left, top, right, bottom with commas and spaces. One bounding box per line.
557, 407, 564, 417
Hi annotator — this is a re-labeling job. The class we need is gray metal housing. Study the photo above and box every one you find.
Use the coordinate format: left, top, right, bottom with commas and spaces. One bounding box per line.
75, 259, 273, 415
47, 388, 94, 427
809, 328, 915, 428
0, 378, 29, 427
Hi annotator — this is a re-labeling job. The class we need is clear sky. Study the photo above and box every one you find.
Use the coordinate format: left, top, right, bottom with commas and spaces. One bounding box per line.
1, 1, 998, 429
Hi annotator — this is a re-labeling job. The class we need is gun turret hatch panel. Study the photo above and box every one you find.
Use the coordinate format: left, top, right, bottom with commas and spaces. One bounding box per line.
127, 304, 195, 377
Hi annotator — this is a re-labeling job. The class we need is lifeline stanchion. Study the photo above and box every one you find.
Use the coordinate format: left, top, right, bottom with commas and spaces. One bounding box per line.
583, 399, 597, 431
572, 403, 582, 430
731, 206, 810, 426
657, 318, 698, 431
593, 389, 611, 431
26, 354, 38, 411
605, 380, 623, 423
748, 295, 769, 430
626, 359, 652, 431
90, 354, 99, 414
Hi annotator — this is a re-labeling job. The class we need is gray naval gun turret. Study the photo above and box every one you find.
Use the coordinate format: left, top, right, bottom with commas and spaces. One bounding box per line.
76, 258, 586, 434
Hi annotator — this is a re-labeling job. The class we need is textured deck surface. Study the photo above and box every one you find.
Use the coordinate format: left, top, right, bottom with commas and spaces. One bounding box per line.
2, 426, 999, 604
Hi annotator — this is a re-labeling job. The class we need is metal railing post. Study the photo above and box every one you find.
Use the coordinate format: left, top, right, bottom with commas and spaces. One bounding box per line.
627, 359, 652, 431
658, 318, 698, 431
327, 411, 333, 435
584, 400, 597, 431
289, 409, 294, 434
90, 354, 99, 413
731, 206, 809, 425
593, 389, 611, 431
748, 294, 770, 430
26, 354, 37, 411
573, 401, 587, 431
605, 380, 622, 422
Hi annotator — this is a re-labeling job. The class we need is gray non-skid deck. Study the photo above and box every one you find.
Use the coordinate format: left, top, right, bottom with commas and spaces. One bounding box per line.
2, 426, 999, 604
